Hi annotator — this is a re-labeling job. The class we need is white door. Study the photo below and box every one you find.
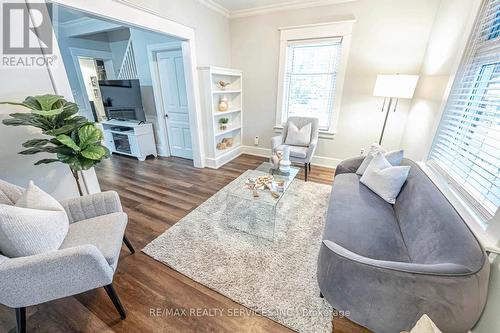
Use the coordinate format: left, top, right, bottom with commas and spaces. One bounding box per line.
157, 50, 193, 160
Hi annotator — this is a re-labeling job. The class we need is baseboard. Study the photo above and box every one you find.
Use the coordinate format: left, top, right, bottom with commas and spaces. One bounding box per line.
241, 145, 341, 169
205, 146, 243, 169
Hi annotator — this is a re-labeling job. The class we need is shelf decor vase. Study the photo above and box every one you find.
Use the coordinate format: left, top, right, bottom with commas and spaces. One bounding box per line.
218, 96, 229, 112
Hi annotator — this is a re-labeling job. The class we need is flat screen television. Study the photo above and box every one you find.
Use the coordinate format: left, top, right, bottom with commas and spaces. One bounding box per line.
98, 79, 146, 122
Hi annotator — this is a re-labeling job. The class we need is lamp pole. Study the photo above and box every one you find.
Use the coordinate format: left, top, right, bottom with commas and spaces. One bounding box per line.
378, 97, 398, 145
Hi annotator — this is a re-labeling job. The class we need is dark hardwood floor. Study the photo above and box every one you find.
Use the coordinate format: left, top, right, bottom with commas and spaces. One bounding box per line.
0, 154, 371, 333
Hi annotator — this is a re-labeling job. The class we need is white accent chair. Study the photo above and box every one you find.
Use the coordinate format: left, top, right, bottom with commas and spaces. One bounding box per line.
271, 117, 319, 181
0, 179, 134, 333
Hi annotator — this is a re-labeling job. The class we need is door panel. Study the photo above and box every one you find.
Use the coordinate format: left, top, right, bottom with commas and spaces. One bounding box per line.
157, 49, 192, 159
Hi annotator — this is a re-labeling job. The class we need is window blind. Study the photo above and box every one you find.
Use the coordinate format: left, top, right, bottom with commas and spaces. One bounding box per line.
282, 38, 342, 130
429, 0, 500, 221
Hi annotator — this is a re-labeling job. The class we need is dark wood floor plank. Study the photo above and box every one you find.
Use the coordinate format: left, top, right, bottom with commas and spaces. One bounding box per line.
0, 154, 370, 333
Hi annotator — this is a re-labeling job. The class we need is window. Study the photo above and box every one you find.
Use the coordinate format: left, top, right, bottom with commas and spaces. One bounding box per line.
428, 0, 500, 222
282, 38, 342, 130
276, 21, 353, 135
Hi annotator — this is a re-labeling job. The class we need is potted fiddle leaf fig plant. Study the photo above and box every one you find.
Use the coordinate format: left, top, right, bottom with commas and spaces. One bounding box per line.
1, 94, 110, 196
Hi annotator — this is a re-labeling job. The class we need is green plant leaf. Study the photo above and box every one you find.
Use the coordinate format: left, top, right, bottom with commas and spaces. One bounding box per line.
44, 124, 76, 136
19, 146, 60, 155
34, 159, 60, 165
22, 139, 51, 148
31, 107, 64, 117
78, 124, 102, 149
22, 96, 42, 110
56, 152, 76, 163
34, 95, 64, 110
56, 134, 80, 152
81, 145, 107, 160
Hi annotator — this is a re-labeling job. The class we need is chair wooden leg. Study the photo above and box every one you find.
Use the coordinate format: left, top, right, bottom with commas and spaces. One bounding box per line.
123, 234, 135, 254
15, 307, 26, 333
309, 163, 311, 172
104, 284, 127, 320
319, 291, 324, 298
304, 163, 308, 182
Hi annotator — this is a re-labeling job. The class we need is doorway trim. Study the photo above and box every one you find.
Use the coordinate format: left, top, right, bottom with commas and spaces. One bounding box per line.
69, 47, 115, 120
46, 0, 206, 169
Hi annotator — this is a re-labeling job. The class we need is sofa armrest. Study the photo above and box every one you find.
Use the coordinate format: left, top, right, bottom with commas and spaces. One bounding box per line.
271, 134, 284, 152
335, 156, 365, 175
323, 240, 474, 276
60, 191, 122, 223
0, 245, 114, 308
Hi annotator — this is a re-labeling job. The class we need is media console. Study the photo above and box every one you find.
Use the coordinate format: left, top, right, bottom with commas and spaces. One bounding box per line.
101, 119, 157, 161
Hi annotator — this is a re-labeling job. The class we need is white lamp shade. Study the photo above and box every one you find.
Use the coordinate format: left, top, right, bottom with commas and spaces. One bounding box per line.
373, 74, 419, 99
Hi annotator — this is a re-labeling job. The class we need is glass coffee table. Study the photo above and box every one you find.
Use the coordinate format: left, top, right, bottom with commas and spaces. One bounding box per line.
224, 162, 300, 240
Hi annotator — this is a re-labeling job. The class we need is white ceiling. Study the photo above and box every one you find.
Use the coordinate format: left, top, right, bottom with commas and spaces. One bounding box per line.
211, 0, 309, 12
209, 0, 353, 16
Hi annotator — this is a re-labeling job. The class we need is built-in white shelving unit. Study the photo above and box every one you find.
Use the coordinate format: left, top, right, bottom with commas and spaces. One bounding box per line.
199, 66, 243, 168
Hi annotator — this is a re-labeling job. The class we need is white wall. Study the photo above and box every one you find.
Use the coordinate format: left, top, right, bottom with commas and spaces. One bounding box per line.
127, 0, 231, 67
0, 66, 81, 200
400, 0, 481, 161
230, 0, 440, 163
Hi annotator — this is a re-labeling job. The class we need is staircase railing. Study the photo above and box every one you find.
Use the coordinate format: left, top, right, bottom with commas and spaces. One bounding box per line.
117, 39, 138, 80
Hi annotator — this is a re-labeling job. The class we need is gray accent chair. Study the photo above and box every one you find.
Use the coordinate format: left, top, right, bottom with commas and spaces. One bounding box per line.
317, 157, 490, 333
0, 179, 134, 333
271, 116, 319, 181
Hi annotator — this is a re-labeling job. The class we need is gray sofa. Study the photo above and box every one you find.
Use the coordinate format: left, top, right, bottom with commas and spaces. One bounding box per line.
317, 157, 490, 333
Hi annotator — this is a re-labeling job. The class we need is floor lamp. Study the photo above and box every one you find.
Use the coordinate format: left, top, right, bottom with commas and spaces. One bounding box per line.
373, 74, 419, 145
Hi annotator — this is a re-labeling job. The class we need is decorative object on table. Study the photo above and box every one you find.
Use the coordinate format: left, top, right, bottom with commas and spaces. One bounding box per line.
279, 145, 291, 174
1, 94, 110, 196
271, 117, 319, 181
216, 141, 227, 150
222, 137, 234, 147
373, 74, 419, 145
270, 150, 283, 170
143, 169, 333, 333
218, 95, 229, 111
217, 80, 231, 90
218, 117, 229, 130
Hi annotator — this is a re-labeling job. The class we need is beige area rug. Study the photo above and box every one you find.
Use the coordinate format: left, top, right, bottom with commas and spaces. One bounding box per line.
143, 170, 333, 333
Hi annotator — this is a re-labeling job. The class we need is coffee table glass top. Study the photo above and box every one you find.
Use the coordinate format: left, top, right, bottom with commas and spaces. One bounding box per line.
223, 162, 300, 240
228, 162, 300, 204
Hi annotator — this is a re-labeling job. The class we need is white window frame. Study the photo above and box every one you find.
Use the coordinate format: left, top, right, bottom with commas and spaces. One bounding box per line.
422, 0, 500, 254
275, 20, 354, 139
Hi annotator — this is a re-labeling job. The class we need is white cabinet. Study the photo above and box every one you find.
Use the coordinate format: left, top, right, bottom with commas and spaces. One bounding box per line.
198, 66, 243, 168
101, 120, 157, 161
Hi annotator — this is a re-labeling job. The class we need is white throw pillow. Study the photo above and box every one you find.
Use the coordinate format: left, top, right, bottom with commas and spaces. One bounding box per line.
0, 181, 69, 257
284, 122, 312, 146
357, 146, 404, 175
360, 152, 410, 204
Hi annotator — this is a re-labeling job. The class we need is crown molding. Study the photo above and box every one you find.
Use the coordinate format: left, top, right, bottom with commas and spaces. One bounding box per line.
197, 0, 230, 18
197, 0, 356, 19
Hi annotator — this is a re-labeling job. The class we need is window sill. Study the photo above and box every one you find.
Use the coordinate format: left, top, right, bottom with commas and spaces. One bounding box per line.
273, 125, 336, 140
418, 162, 500, 255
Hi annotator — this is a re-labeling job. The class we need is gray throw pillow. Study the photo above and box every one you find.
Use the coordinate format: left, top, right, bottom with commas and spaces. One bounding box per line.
357, 148, 404, 175
284, 122, 312, 146
360, 152, 410, 204
0, 181, 69, 257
